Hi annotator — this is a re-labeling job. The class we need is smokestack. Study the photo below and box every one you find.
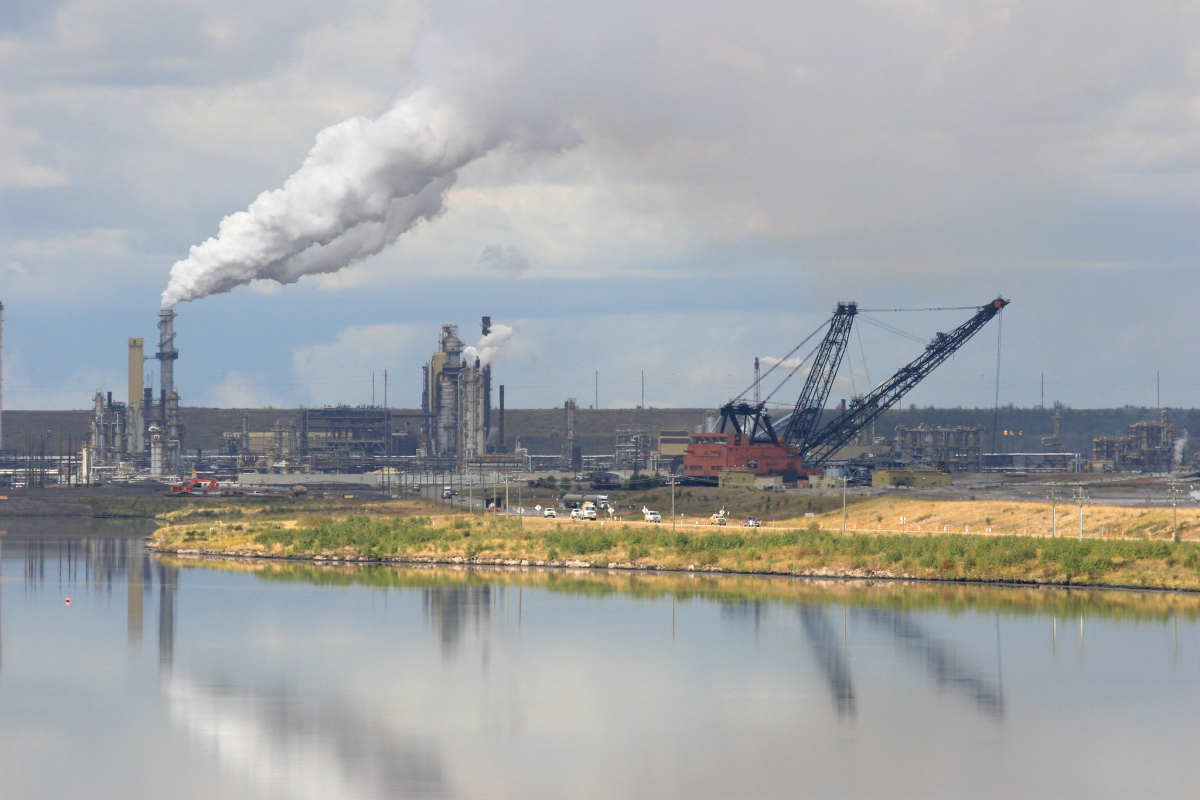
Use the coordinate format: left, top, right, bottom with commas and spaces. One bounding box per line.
498, 384, 506, 454
157, 310, 177, 394
156, 311, 181, 474
481, 316, 492, 448
128, 338, 144, 411
0, 302, 5, 453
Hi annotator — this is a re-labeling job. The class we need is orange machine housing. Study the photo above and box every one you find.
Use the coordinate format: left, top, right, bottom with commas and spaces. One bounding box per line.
682, 433, 803, 479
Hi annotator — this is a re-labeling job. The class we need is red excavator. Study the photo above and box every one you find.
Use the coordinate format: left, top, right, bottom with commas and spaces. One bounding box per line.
682, 298, 1008, 482
169, 477, 221, 495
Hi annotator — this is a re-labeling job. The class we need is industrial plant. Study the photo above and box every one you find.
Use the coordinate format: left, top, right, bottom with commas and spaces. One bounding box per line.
0, 293, 1190, 492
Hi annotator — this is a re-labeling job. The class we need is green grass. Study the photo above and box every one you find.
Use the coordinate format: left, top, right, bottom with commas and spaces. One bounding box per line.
155, 512, 1200, 590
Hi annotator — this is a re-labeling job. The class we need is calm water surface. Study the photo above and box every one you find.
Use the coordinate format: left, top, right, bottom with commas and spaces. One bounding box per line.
1, 518, 1198, 799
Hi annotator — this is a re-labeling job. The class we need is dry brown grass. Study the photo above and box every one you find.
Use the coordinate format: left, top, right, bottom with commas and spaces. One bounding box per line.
787, 497, 1199, 540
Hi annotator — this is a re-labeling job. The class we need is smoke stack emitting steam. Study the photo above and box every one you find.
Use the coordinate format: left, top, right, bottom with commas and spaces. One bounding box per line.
464, 324, 515, 367
161, 91, 504, 310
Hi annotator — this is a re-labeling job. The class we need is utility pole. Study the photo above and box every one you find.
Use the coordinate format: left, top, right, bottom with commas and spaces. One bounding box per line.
641, 371, 645, 409
1073, 484, 1089, 541
1169, 482, 1180, 542
842, 475, 848, 534
667, 474, 677, 533
1048, 486, 1060, 537
595, 371, 598, 409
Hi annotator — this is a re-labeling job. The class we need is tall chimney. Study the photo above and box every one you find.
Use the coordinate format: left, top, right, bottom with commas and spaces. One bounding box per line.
498, 384, 506, 454
157, 310, 177, 398
128, 338, 144, 412
481, 316, 492, 448
0, 302, 5, 453
156, 310, 181, 474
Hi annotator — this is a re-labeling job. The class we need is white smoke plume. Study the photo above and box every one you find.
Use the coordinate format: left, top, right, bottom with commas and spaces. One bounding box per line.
759, 355, 804, 370
160, 90, 502, 309
1175, 430, 1188, 466
463, 323, 514, 366
480, 244, 532, 278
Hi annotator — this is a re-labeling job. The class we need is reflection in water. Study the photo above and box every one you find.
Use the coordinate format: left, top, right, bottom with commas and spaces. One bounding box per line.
798, 607, 856, 717
166, 673, 448, 799
158, 561, 178, 669
424, 585, 492, 655
864, 609, 1004, 719
128, 548, 145, 650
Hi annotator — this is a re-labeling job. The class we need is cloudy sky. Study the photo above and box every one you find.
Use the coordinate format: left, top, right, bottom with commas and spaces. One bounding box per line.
0, 0, 1196, 412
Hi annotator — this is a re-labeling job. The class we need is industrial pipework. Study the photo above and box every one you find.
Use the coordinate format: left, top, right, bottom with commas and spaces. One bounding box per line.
156, 310, 181, 474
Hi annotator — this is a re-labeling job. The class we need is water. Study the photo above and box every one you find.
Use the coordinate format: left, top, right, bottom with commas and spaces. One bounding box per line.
1, 518, 1198, 799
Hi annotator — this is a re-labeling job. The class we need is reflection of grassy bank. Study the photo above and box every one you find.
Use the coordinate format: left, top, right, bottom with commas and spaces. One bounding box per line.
156, 556, 1200, 621
152, 512, 1200, 591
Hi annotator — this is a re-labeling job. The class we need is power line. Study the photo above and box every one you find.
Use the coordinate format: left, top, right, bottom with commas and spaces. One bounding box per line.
856, 305, 982, 312
857, 315, 927, 345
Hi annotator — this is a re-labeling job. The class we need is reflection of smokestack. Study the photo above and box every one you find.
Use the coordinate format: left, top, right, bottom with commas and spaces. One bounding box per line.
127, 541, 143, 650
158, 562, 177, 670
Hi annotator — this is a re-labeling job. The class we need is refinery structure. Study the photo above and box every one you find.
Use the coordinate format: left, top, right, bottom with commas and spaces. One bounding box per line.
77, 314, 524, 484
0, 293, 1191, 490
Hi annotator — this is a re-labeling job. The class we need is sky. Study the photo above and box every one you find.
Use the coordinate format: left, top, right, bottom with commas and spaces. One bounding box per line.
0, 0, 1197, 412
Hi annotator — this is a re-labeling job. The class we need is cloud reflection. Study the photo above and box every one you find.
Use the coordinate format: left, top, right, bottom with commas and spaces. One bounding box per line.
165, 673, 449, 799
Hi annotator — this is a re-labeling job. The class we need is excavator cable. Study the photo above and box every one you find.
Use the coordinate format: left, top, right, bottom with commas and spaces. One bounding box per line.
733, 319, 827, 403
856, 305, 981, 312
856, 314, 927, 345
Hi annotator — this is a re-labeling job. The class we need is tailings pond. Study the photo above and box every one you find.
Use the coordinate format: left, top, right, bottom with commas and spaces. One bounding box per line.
1, 519, 1198, 798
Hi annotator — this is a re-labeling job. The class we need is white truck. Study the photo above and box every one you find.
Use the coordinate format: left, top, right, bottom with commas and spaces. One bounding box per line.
581, 501, 598, 520
642, 506, 661, 523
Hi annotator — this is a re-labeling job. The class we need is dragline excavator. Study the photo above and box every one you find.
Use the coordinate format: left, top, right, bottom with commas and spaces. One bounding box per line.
681, 297, 1008, 481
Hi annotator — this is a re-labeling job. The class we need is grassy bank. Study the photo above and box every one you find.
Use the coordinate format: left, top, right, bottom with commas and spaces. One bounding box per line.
152, 511, 1200, 590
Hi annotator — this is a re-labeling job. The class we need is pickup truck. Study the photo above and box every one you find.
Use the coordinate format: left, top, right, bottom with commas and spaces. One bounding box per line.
642, 506, 661, 523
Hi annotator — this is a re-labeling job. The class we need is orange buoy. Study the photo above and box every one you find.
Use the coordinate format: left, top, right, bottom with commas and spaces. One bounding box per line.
65, 598, 71, 605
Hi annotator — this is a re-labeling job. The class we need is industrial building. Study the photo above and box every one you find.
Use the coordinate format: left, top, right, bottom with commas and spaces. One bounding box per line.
423, 322, 491, 460
75, 313, 517, 482
82, 311, 183, 480
896, 425, 982, 473
614, 424, 651, 470
1091, 411, 1176, 473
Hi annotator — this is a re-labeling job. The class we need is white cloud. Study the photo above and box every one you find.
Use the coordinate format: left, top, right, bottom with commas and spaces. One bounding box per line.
204, 371, 285, 408
292, 322, 425, 406
0, 102, 68, 189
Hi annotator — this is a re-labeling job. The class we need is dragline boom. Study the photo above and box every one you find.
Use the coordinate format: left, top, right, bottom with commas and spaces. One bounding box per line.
804, 297, 1008, 467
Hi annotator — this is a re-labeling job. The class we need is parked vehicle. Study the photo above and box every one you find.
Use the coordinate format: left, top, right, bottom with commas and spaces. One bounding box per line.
642, 506, 661, 523
742, 516, 761, 528
544, 508, 557, 518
